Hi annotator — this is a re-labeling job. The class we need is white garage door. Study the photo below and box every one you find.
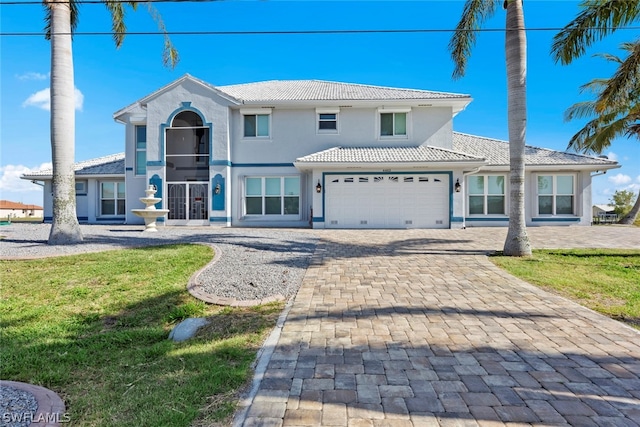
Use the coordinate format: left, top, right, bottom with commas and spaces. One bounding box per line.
325, 174, 449, 229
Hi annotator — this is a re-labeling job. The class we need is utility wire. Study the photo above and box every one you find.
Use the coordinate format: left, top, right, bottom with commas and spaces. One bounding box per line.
3, 26, 640, 37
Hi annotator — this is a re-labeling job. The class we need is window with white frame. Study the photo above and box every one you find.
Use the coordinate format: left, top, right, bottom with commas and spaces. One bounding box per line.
537, 175, 575, 215
316, 107, 339, 133
75, 181, 86, 195
468, 175, 506, 215
100, 182, 126, 216
380, 112, 407, 137
243, 114, 270, 137
135, 125, 146, 175
245, 176, 300, 216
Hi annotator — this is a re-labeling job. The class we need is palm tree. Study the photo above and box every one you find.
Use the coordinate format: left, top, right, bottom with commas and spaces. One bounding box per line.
564, 42, 640, 224
44, 0, 178, 244
551, 0, 640, 116
449, 0, 532, 256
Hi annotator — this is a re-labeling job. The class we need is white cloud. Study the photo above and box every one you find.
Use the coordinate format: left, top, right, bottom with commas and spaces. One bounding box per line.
0, 163, 50, 205
16, 72, 48, 81
22, 87, 84, 111
608, 173, 632, 186
606, 151, 618, 162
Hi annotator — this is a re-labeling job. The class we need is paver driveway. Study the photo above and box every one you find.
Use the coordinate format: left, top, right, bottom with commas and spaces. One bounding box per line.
238, 227, 640, 426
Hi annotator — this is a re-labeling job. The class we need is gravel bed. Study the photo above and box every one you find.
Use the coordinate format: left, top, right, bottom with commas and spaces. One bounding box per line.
0, 223, 318, 301
0, 385, 38, 427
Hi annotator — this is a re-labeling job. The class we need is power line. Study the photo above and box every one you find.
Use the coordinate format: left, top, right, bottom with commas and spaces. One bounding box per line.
3, 26, 640, 37
1, 0, 212, 4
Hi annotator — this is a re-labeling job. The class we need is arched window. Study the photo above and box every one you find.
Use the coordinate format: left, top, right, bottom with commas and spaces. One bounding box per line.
172, 111, 203, 127
165, 110, 209, 182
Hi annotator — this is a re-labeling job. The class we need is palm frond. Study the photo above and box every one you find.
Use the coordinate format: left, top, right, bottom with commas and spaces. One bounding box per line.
551, 0, 640, 65
578, 78, 609, 94
44, 0, 79, 40
104, 0, 128, 47
564, 100, 598, 121
597, 39, 640, 111
142, 1, 180, 68
449, 0, 498, 80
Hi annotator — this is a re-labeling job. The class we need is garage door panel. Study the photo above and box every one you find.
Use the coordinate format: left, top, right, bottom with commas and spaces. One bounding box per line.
325, 174, 449, 229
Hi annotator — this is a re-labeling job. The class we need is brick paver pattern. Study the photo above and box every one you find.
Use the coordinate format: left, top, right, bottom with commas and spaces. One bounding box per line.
240, 227, 640, 426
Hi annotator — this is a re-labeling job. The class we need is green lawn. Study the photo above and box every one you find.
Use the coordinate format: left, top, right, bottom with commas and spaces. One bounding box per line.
491, 249, 640, 328
0, 245, 283, 426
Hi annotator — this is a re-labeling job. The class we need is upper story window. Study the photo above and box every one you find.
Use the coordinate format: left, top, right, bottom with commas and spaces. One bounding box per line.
316, 108, 340, 134
379, 108, 410, 138
241, 108, 272, 138
537, 175, 575, 215
468, 175, 506, 215
135, 125, 146, 175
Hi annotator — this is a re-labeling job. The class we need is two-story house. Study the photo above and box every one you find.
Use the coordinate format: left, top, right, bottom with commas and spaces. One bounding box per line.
23, 74, 619, 228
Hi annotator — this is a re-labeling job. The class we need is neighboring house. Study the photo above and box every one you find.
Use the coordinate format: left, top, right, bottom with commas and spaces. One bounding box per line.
0, 200, 43, 219
592, 204, 618, 224
22, 74, 620, 228
592, 204, 616, 217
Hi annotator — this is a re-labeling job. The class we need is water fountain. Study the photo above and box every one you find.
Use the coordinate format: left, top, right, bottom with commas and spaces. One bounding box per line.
131, 185, 170, 232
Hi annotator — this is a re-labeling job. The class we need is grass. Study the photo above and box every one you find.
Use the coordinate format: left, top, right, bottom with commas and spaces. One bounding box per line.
0, 244, 283, 426
491, 249, 640, 328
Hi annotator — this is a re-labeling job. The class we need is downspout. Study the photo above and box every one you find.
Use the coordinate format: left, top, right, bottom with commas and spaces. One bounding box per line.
461, 167, 482, 229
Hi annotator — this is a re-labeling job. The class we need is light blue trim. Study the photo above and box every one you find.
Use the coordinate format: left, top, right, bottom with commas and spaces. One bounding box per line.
211, 174, 225, 211
321, 171, 454, 228
161, 105, 214, 168
233, 163, 295, 168
210, 217, 231, 223
211, 160, 232, 167
532, 217, 581, 222
125, 167, 133, 171
46, 216, 89, 223
312, 217, 325, 222
147, 161, 165, 167
149, 174, 163, 209
465, 217, 510, 222
451, 217, 464, 223
96, 217, 125, 222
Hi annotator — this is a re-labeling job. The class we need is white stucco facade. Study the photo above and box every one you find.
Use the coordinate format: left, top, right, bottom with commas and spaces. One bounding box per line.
24, 75, 619, 228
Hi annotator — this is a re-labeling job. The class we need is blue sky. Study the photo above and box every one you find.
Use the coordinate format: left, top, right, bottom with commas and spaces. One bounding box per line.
1, 0, 638, 206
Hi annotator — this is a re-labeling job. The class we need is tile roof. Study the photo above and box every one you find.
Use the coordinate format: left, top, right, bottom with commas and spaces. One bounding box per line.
296, 146, 485, 164
0, 200, 43, 210
452, 132, 618, 166
217, 80, 470, 102
22, 153, 125, 178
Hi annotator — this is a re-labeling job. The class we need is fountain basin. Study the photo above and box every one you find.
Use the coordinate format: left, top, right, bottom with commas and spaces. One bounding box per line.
131, 185, 170, 232
132, 209, 170, 232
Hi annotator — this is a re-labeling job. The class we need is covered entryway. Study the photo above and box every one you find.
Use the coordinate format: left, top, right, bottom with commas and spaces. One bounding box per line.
324, 173, 449, 228
167, 183, 209, 225
165, 110, 210, 225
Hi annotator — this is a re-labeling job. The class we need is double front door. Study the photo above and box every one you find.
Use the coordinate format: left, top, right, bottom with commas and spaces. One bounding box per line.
167, 182, 208, 225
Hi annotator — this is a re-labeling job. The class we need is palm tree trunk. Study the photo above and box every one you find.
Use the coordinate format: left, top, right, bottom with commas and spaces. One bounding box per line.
503, 0, 531, 256
47, 0, 83, 244
618, 191, 640, 224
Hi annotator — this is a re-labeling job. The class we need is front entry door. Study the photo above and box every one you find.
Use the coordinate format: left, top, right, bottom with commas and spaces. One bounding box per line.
167, 182, 209, 225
